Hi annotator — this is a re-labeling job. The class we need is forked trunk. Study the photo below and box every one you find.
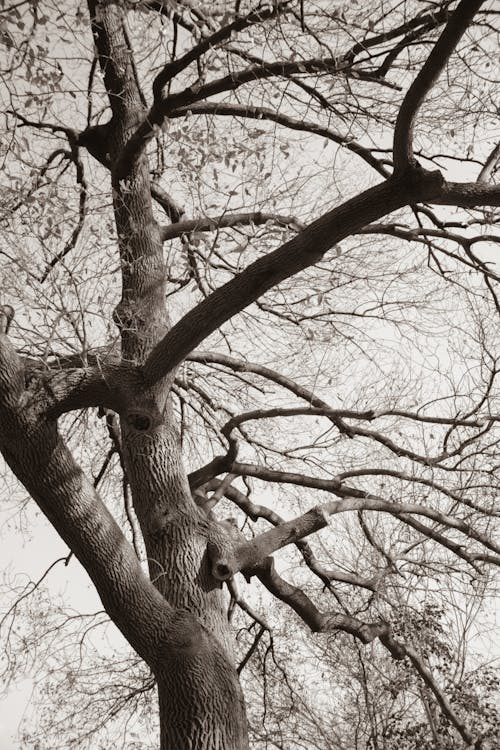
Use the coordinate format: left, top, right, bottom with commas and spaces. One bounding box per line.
88, 3, 251, 744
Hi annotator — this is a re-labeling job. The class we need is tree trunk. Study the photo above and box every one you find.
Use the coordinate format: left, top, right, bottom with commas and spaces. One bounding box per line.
121, 410, 249, 749
156, 606, 248, 750
87, 2, 250, 745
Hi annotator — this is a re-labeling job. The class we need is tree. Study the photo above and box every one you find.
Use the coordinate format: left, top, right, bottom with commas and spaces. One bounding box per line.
0, 0, 499, 747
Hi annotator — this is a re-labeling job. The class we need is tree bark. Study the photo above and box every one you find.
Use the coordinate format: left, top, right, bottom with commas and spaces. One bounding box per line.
2, 2, 496, 747
87, 2, 249, 746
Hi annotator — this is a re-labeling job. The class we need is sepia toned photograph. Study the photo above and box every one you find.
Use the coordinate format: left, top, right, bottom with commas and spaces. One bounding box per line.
0, 1, 499, 748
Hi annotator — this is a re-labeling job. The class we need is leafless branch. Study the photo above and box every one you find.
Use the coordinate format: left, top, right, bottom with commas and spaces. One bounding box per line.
393, 0, 485, 172
478, 141, 500, 183
142, 169, 447, 386
160, 211, 304, 241
152, 2, 292, 98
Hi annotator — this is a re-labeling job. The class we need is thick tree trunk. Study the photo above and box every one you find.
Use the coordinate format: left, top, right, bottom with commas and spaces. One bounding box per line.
158, 671, 248, 750
87, 2, 250, 746
156, 607, 248, 750
122, 417, 249, 749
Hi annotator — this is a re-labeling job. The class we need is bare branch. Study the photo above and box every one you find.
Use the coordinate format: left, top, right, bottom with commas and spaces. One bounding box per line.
434, 179, 500, 207
152, 2, 291, 98
0, 556, 70, 631
142, 168, 446, 386
188, 351, 338, 409
151, 182, 186, 222
227, 577, 270, 632
188, 433, 238, 489
40, 141, 88, 282
478, 141, 500, 183
398, 514, 497, 570
8, 109, 77, 139
212, 480, 381, 591
336, 468, 498, 515
160, 211, 304, 241
393, 0, 485, 172
0, 333, 173, 667
255, 557, 404, 656
221, 406, 484, 438
207, 466, 500, 574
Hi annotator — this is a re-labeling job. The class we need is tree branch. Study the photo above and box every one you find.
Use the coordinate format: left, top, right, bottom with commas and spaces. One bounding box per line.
393, 0, 485, 172
168, 102, 390, 177
336, 467, 497, 515
255, 558, 479, 745
221, 406, 483, 437
142, 168, 446, 386
160, 211, 304, 241
151, 2, 291, 98
211, 480, 381, 592
0, 332, 172, 668
255, 557, 405, 656
114, 1, 453, 176
478, 141, 500, 183
403, 643, 476, 746
38, 360, 138, 418
188, 351, 338, 408
205, 463, 500, 576
434, 179, 500, 207
114, 55, 353, 178
151, 182, 186, 222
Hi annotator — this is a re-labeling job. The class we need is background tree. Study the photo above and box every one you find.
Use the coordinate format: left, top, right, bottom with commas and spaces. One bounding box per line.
0, 0, 499, 748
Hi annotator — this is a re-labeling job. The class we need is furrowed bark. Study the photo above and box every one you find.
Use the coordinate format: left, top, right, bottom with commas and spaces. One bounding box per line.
88, 2, 249, 746
0, 330, 170, 665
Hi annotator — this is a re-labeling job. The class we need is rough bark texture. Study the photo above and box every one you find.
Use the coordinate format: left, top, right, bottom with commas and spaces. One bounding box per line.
1, 2, 498, 748
89, 1, 249, 746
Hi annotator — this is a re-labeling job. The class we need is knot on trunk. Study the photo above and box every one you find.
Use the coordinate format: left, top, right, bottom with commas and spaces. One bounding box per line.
207, 518, 245, 581
127, 411, 153, 431
124, 401, 163, 433
395, 163, 445, 200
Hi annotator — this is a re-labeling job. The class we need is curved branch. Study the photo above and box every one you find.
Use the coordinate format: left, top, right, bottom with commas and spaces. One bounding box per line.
40, 140, 88, 281
0, 334, 172, 668
142, 168, 445, 386
255, 557, 405, 658
220, 406, 483, 437
114, 1, 453, 175
403, 643, 476, 746
151, 182, 185, 222
113, 52, 352, 176
393, 0, 485, 172
152, 2, 291, 98
215, 489, 499, 578
478, 141, 500, 183
256, 559, 478, 746
168, 102, 389, 177
215, 480, 381, 592
188, 351, 337, 409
